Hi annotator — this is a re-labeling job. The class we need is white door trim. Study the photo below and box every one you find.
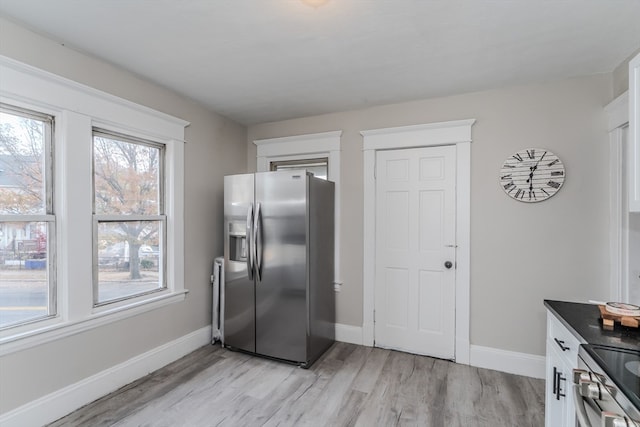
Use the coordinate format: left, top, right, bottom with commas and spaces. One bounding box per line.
604, 92, 629, 302
361, 119, 475, 364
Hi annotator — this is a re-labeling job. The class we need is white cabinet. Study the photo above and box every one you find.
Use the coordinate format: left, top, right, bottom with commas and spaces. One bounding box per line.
630, 52, 640, 212
545, 342, 571, 425
545, 311, 580, 427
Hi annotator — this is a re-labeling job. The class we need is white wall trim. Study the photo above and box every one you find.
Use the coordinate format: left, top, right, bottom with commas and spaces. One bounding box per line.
0, 326, 211, 427
605, 92, 630, 302
254, 131, 342, 156
360, 119, 475, 365
0, 55, 189, 140
455, 141, 471, 365
254, 131, 343, 285
0, 291, 187, 356
334, 323, 363, 345
469, 345, 545, 379
361, 119, 475, 150
609, 129, 626, 302
630, 53, 640, 212
604, 91, 629, 132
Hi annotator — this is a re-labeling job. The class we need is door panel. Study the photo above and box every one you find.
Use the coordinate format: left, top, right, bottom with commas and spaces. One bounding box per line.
255, 171, 308, 362
223, 174, 256, 353
419, 191, 443, 251
385, 191, 409, 250
385, 267, 409, 328
418, 270, 443, 332
375, 146, 456, 359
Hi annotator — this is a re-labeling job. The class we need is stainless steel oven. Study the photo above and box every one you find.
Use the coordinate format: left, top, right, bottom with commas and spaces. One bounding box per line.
573, 345, 640, 427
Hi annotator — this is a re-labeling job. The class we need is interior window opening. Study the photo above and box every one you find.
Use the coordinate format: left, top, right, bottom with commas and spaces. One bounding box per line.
270, 157, 328, 180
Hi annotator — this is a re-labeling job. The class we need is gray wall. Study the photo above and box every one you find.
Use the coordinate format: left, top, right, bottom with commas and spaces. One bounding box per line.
0, 18, 247, 413
248, 74, 613, 357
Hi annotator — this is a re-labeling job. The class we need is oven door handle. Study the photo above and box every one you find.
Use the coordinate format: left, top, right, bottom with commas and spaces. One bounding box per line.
573, 384, 593, 427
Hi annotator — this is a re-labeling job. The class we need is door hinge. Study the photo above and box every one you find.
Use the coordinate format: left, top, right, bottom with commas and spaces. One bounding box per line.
373, 309, 376, 324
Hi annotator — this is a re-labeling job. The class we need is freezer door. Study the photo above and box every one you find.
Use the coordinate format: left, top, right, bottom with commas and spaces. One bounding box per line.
223, 174, 255, 353
255, 171, 308, 363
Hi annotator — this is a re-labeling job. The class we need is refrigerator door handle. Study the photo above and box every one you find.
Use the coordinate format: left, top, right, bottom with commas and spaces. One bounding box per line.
254, 202, 263, 281
246, 203, 254, 280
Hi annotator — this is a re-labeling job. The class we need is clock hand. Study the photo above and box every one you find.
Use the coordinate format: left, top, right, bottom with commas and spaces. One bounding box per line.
527, 151, 547, 183
530, 151, 547, 173
527, 171, 534, 183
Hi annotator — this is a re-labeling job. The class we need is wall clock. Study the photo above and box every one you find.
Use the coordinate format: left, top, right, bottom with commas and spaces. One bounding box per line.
500, 148, 565, 202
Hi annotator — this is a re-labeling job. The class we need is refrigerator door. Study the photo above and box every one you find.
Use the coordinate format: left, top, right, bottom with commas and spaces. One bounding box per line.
307, 176, 335, 363
255, 171, 308, 363
223, 174, 256, 353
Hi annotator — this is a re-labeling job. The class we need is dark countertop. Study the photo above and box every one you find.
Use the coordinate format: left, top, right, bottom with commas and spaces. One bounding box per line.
544, 300, 640, 350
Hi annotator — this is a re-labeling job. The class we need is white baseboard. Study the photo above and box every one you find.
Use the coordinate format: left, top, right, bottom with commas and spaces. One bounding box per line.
0, 326, 212, 427
469, 344, 545, 379
335, 325, 542, 379
335, 323, 363, 345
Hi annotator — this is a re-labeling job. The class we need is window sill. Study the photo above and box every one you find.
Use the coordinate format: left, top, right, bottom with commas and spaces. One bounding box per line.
0, 289, 188, 356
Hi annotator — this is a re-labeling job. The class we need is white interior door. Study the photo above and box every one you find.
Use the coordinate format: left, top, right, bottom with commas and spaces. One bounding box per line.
374, 145, 456, 359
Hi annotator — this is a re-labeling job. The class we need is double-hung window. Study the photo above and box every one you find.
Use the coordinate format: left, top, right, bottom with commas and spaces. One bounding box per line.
0, 104, 55, 329
93, 129, 165, 306
0, 56, 187, 350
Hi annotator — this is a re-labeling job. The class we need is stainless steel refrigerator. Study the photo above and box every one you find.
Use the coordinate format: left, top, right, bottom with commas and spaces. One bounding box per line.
223, 170, 335, 367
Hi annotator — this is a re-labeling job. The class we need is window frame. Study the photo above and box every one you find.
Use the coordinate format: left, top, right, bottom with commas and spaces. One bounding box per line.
0, 103, 57, 329
0, 55, 188, 355
91, 128, 167, 307
269, 157, 328, 179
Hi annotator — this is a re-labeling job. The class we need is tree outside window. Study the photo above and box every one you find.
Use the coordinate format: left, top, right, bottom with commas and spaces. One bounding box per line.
93, 131, 165, 305
0, 106, 54, 328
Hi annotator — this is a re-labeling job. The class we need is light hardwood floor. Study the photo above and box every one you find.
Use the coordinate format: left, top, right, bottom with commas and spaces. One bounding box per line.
49, 342, 545, 427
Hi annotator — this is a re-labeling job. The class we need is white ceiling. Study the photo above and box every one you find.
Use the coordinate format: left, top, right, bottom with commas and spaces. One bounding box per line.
1, 0, 639, 125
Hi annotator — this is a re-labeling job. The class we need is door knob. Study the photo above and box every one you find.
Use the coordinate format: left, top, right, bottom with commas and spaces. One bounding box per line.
444, 261, 453, 269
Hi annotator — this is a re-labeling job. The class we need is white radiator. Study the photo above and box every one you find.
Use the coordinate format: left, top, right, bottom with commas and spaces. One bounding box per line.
211, 256, 224, 344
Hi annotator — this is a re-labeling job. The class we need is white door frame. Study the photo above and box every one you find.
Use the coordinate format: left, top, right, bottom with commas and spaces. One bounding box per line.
604, 91, 629, 302
361, 119, 475, 364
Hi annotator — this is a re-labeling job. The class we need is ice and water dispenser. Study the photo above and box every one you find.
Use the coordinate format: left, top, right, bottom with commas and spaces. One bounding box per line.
228, 221, 247, 262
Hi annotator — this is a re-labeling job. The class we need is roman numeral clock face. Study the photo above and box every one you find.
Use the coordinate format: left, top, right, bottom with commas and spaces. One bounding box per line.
500, 148, 565, 202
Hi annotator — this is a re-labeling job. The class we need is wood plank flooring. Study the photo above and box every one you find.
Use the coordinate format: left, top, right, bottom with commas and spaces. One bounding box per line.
48, 342, 545, 427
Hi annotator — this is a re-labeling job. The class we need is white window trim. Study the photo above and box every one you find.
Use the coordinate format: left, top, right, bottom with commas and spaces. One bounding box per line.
254, 131, 342, 286
360, 119, 474, 364
0, 55, 189, 355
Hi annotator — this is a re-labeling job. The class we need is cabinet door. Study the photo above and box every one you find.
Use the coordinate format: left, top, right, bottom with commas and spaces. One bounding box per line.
546, 340, 568, 426
545, 337, 578, 427
546, 311, 580, 426
560, 351, 576, 427
630, 52, 640, 212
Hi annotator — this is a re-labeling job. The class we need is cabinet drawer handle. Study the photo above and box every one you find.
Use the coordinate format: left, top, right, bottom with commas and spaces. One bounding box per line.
554, 338, 570, 351
556, 372, 566, 400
